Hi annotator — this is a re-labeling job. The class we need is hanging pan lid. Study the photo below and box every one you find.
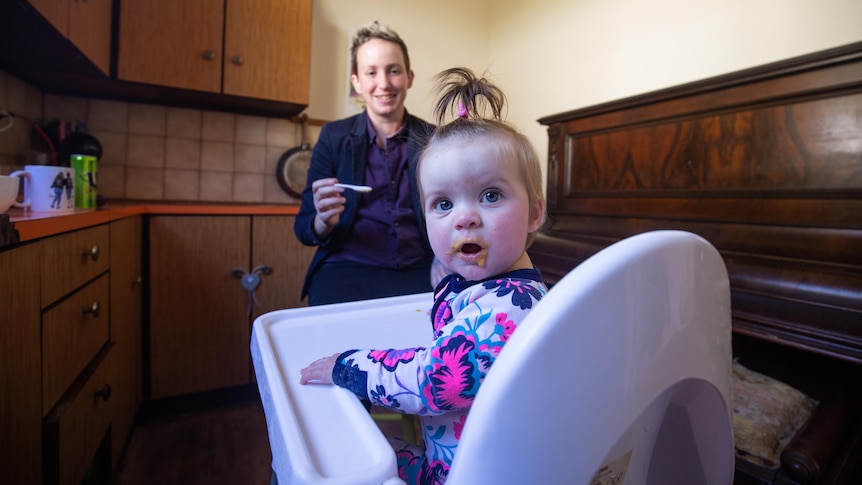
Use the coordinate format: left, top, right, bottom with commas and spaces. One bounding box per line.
276, 114, 312, 199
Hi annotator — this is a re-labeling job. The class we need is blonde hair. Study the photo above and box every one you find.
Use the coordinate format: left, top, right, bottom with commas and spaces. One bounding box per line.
418, 67, 546, 246
350, 20, 411, 74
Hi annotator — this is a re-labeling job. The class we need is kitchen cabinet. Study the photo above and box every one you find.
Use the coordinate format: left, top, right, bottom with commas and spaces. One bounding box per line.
118, 0, 312, 105
28, 0, 112, 74
109, 216, 144, 467
148, 215, 314, 399
0, 244, 43, 485
1, 218, 145, 485
40, 225, 114, 485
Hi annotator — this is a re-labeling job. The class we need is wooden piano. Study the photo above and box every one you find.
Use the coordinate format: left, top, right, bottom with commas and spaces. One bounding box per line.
529, 42, 862, 484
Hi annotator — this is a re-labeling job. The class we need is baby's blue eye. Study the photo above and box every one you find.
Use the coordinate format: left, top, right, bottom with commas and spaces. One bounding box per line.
482, 190, 501, 203
435, 199, 453, 211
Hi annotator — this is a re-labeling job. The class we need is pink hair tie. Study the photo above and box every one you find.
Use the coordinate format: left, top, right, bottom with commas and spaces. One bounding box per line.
457, 102, 468, 119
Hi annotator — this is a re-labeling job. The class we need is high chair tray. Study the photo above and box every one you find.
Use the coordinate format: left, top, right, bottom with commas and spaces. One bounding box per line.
251, 292, 434, 485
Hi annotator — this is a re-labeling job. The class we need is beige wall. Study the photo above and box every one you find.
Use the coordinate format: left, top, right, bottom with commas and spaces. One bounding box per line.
308, 0, 862, 168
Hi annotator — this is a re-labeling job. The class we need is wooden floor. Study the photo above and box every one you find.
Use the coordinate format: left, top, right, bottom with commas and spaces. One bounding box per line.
112, 396, 410, 485
113, 398, 273, 485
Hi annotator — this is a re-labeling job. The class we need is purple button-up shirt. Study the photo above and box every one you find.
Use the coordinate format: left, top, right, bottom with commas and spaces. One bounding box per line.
329, 119, 427, 268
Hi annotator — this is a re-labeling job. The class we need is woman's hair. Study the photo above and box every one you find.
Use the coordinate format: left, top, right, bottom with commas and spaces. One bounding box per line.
350, 21, 411, 75
419, 67, 546, 245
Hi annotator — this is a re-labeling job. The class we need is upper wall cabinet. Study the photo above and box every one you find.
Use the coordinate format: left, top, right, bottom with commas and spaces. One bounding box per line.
118, 0, 312, 106
28, 0, 112, 74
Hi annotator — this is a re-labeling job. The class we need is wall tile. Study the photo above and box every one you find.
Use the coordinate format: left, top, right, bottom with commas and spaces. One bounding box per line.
234, 144, 266, 173
167, 107, 202, 139
89, 99, 129, 133
0, 71, 7, 110
266, 117, 296, 148
127, 134, 165, 168
43, 94, 87, 122
90, 131, 127, 167
23, 84, 42, 121
0, 68, 319, 204
264, 173, 296, 204
264, 145, 285, 177
125, 166, 164, 199
202, 111, 235, 142
201, 140, 233, 172
233, 173, 265, 203
166, 137, 201, 170
236, 114, 267, 145
199, 171, 233, 201
98, 164, 126, 198
164, 168, 200, 201
128, 104, 166, 136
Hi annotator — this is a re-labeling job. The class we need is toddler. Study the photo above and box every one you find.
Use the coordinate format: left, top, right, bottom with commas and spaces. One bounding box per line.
300, 67, 547, 485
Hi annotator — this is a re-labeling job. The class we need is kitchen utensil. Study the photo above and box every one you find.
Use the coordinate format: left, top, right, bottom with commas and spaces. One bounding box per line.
334, 183, 372, 193
277, 114, 312, 198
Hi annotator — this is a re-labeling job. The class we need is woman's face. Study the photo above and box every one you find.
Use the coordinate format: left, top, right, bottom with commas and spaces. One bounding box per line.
351, 38, 413, 122
420, 138, 544, 281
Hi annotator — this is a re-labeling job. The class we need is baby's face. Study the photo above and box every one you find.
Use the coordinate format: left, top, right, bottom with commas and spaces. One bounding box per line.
420, 138, 542, 281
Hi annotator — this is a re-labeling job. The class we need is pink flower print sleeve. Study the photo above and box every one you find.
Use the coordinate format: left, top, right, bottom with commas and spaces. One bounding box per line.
331, 267, 546, 485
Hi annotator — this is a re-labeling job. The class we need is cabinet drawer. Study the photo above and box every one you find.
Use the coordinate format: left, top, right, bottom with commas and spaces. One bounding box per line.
41, 225, 110, 307
44, 345, 115, 485
42, 275, 110, 415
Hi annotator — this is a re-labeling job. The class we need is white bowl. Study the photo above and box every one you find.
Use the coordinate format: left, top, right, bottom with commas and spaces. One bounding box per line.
0, 175, 20, 213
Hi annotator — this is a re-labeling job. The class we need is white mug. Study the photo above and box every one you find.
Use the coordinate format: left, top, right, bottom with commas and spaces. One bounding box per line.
9, 165, 77, 213
0, 175, 20, 213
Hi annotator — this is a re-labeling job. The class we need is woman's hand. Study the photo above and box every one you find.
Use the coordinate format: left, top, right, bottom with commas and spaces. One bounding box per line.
299, 353, 340, 385
312, 178, 346, 238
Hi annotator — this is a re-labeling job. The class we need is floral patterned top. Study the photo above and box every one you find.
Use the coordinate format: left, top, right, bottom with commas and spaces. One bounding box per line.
331, 267, 547, 484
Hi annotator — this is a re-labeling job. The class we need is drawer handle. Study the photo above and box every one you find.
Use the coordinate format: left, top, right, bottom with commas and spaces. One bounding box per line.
83, 244, 100, 261
94, 384, 112, 402
83, 301, 101, 318
133, 276, 144, 287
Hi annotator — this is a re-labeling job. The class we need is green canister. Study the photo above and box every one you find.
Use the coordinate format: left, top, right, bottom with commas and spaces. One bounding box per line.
71, 154, 98, 209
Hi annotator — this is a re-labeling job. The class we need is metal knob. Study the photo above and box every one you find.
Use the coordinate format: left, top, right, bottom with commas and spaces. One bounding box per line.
231, 55, 244, 65
94, 384, 112, 402
83, 244, 100, 261
84, 301, 101, 318
133, 276, 143, 287
202, 50, 216, 60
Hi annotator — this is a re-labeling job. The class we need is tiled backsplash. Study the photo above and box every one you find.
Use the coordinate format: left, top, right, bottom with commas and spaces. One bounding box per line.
0, 69, 319, 204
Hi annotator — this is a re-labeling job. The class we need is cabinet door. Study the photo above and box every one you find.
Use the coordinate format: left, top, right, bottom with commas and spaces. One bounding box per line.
251, 215, 315, 318
117, 0, 223, 93
109, 216, 143, 467
223, 0, 312, 104
68, 0, 112, 74
0, 244, 43, 485
29, 0, 68, 35
30, 0, 112, 74
149, 216, 251, 398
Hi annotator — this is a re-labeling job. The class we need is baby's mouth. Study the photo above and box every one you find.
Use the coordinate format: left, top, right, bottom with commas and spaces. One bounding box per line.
448, 240, 488, 267
461, 243, 482, 254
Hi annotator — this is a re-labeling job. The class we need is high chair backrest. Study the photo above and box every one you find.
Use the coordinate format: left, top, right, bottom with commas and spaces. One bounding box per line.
446, 230, 734, 484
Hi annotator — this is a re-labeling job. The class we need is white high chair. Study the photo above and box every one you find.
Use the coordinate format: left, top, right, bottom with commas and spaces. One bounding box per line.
445, 229, 734, 484
251, 230, 734, 484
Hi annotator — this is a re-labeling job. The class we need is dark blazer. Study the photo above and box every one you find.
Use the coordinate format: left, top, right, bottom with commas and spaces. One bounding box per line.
294, 110, 435, 299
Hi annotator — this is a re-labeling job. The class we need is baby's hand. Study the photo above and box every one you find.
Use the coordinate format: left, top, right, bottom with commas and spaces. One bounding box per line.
299, 353, 340, 385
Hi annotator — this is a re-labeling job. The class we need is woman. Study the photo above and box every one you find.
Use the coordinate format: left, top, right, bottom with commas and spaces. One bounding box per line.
295, 20, 437, 306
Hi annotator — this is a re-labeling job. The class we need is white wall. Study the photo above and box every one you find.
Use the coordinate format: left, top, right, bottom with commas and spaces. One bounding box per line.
308, 0, 862, 169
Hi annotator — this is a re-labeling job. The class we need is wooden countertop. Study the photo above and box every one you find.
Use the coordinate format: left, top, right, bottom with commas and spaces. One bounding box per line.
8, 202, 301, 242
